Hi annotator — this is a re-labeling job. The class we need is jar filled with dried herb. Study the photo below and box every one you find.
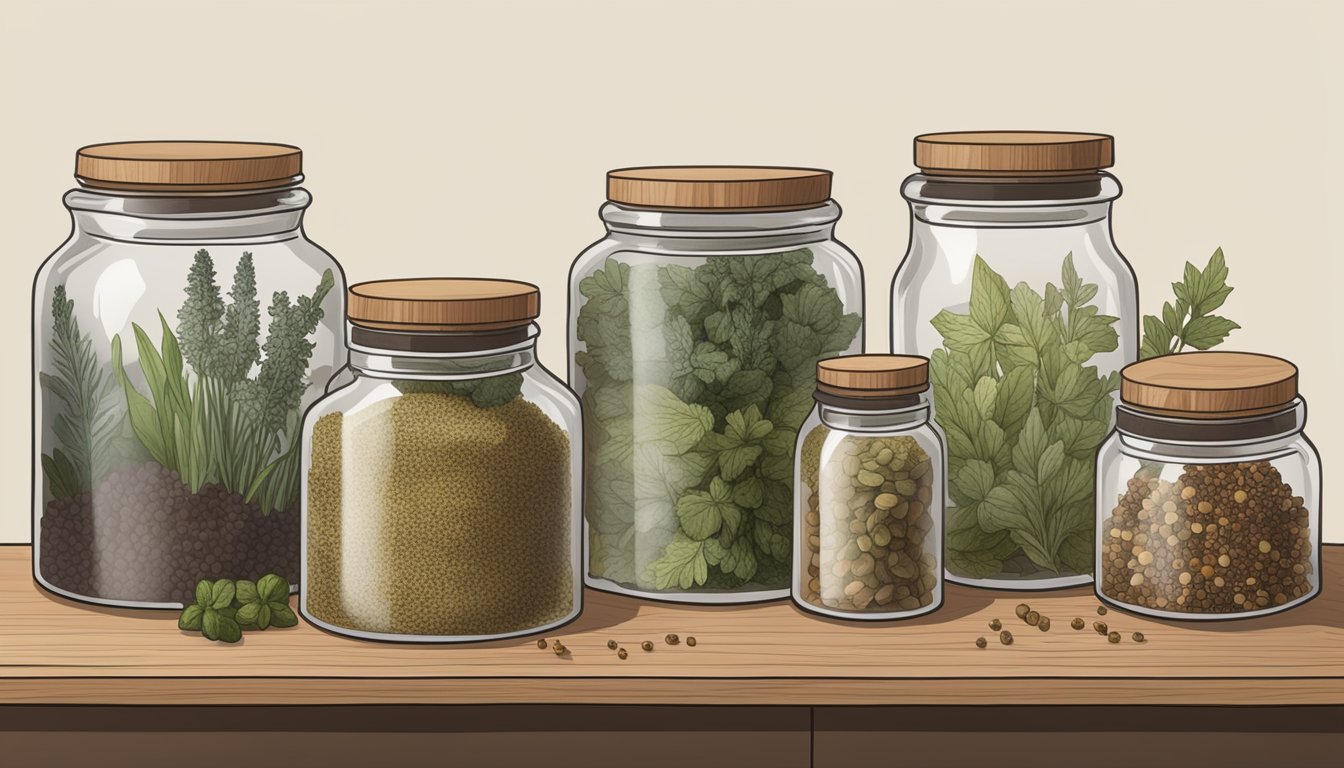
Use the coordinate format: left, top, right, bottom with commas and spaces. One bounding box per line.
301, 279, 581, 642
793, 355, 946, 620
570, 166, 864, 603
1096, 352, 1321, 619
890, 132, 1137, 590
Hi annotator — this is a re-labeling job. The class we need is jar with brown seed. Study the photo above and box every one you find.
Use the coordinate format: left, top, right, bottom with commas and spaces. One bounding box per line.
792, 355, 946, 620
300, 279, 582, 642
1096, 353, 1321, 620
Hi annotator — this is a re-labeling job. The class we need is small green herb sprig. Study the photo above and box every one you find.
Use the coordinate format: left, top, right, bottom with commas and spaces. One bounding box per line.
1139, 248, 1239, 359
178, 574, 298, 643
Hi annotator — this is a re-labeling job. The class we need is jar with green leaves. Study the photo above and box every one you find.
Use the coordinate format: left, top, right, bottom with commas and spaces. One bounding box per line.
570, 167, 864, 602
794, 355, 946, 620
890, 132, 1138, 589
33, 142, 345, 608
301, 279, 581, 642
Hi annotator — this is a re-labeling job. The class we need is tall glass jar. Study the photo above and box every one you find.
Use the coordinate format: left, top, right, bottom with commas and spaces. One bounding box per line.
570, 167, 865, 603
794, 356, 945, 620
33, 142, 345, 608
1097, 352, 1321, 619
301, 279, 582, 642
890, 132, 1138, 589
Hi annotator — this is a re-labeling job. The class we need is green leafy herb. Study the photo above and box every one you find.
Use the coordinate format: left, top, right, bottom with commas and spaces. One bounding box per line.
177, 573, 296, 643
1140, 247, 1240, 359
577, 249, 860, 591
934, 254, 1119, 579
39, 285, 128, 498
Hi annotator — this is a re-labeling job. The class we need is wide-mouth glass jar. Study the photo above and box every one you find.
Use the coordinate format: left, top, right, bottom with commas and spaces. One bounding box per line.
569, 166, 865, 603
794, 355, 946, 620
1096, 352, 1321, 620
301, 279, 582, 642
890, 131, 1138, 590
33, 141, 345, 608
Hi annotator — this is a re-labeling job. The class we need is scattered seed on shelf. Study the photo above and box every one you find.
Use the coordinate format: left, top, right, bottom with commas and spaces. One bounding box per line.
537, 638, 548, 649
1000, 630, 1013, 646
552, 642, 567, 656
1097, 606, 1108, 616
975, 637, 988, 649
665, 634, 680, 645
1071, 617, 1085, 630
641, 640, 654, 652
686, 637, 697, 647
1038, 616, 1051, 632
988, 619, 1001, 631
1132, 632, 1146, 643
618, 648, 628, 660
1094, 621, 1108, 635
1108, 631, 1121, 644
1024, 610, 1040, 626
607, 639, 618, 650
1015, 603, 1031, 619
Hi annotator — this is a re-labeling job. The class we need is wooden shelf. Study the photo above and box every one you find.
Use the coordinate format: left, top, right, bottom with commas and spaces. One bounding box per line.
3, 545, 1342, 706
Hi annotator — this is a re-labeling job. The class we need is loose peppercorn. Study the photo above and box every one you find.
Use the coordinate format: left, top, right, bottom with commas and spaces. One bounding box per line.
537, 638, 548, 649
975, 637, 988, 649
988, 619, 1001, 631
1024, 610, 1040, 626
1071, 617, 1085, 630
665, 634, 679, 645
1097, 606, 1107, 616
617, 648, 628, 660
1094, 621, 1108, 635
686, 637, 697, 647
1108, 631, 1121, 643
641, 640, 654, 652
607, 639, 618, 650
1015, 603, 1030, 619
1132, 632, 1146, 643
1000, 630, 1013, 646
1038, 616, 1051, 632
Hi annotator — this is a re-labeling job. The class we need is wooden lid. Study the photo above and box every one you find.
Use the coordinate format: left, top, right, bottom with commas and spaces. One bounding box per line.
75, 141, 302, 191
607, 166, 832, 210
817, 355, 929, 398
347, 278, 540, 332
914, 131, 1113, 177
1120, 352, 1299, 418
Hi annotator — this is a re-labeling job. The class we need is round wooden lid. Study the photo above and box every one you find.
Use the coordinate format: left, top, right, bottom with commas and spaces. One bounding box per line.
817, 355, 929, 398
348, 278, 540, 332
914, 131, 1113, 177
607, 166, 832, 210
1120, 352, 1299, 418
75, 141, 302, 191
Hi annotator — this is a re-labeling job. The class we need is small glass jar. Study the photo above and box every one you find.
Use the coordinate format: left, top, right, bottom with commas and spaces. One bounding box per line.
33, 141, 345, 608
570, 166, 865, 603
794, 355, 945, 620
1096, 352, 1321, 619
301, 279, 581, 642
890, 132, 1138, 590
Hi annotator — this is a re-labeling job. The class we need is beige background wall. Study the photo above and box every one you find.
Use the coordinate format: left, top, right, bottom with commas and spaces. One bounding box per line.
3, 0, 1341, 541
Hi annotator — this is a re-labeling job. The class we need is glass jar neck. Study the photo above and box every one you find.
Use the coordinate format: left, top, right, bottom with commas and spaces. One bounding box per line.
817, 395, 931, 432
599, 200, 839, 251
64, 184, 309, 243
1115, 400, 1307, 456
903, 172, 1120, 228
347, 323, 538, 380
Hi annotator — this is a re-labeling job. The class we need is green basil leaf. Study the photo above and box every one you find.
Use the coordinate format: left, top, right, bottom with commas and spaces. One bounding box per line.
234, 579, 259, 605
178, 604, 204, 631
268, 603, 299, 628
209, 579, 235, 609
257, 573, 289, 604
235, 602, 262, 627
194, 580, 212, 608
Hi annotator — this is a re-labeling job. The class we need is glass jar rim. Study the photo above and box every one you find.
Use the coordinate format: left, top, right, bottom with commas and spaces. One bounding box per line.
599, 198, 841, 235
1115, 399, 1306, 445
902, 171, 1121, 208
347, 320, 540, 358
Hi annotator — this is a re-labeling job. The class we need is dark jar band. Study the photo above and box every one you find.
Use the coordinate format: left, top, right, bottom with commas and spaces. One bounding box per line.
350, 324, 533, 354
813, 390, 923, 411
1116, 406, 1301, 443
913, 175, 1103, 202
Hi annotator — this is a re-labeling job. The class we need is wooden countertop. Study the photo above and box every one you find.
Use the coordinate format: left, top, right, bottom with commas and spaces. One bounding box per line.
2, 545, 1342, 706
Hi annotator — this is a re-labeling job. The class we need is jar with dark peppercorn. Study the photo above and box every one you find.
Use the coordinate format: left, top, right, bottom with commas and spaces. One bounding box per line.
1096, 352, 1321, 619
300, 279, 581, 642
793, 355, 946, 620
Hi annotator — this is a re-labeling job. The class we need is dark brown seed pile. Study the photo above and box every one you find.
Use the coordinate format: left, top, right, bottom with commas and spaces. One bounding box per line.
1101, 462, 1314, 614
39, 462, 298, 604
798, 430, 938, 614
305, 392, 573, 637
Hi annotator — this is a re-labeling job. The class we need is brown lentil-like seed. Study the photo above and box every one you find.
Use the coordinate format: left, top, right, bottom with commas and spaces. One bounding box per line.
1015, 603, 1031, 619
665, 634, 679, 645
607, 639, 618, 650
1000, 630, 1013, 646
1094, 621, 1108, 635
686, 637, 697, 647
617, 648, 628, 660
537, 638, 548, 649
988, 619, 1001, 631
1096, 606, 1108, 615
641, 640, 654, 652
975, 637, 988, 649
1071, 617, 1085, 630
1108, 631, 1121, 643
1024, 610, 1040, 626
1038, 616, 1051, 632
1132, 632, 1146, 643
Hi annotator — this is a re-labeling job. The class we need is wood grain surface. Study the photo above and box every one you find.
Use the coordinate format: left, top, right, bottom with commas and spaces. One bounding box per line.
2, 545, 1341, 705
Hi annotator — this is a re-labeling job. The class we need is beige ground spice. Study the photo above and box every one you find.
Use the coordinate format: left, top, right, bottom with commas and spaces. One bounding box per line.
305, 391, 573, 637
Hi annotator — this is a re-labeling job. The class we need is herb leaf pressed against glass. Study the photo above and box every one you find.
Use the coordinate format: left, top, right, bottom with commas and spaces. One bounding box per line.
578, 248, 860, 591
934, 254, 1119, 579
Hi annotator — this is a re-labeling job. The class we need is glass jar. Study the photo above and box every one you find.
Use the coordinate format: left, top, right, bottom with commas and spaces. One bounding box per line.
1096, 352, 1321, 619
794, 356, 945, 620
33, 142, 345, 608
301, 279, 581, 642
570, 166, 865, 603
890, 132, 1138, 589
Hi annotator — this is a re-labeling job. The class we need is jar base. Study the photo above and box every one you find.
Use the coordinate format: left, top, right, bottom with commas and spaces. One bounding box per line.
1096, 586, 1320, 621
585, 575, 787, 605
944, 571, 1094, 591
791, 593, 942, 621
33, 570, 298, 611
299, 603, 583, 644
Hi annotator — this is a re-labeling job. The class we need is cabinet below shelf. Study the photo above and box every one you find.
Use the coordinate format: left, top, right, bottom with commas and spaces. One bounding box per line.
2, 545, 1343, 706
